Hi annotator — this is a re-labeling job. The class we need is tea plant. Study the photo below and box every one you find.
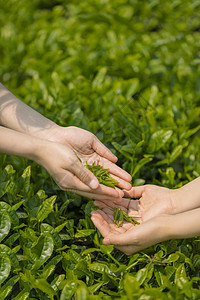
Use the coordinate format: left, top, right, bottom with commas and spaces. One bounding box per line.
0, 0, 200, 299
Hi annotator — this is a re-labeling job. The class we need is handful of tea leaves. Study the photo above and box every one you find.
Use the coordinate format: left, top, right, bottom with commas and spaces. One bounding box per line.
113, 208, 141, 227
86, 161, 119, 188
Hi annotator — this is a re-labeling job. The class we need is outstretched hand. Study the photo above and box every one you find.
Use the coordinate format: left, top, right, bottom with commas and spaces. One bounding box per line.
123, 184, 176, 221
91, 198, 170, 255
46, 126, 132, 195
94, 184, 176, 222
39, 126, 132, 200
91, 184, 177, 254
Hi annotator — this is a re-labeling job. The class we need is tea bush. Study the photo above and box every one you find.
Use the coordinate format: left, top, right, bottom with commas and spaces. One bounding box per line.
0, 0, 200, 299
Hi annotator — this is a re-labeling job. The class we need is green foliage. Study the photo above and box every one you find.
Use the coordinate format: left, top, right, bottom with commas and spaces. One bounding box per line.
1, 0, 200, 298
113, 208, 140, 227
86, 162, 119, 188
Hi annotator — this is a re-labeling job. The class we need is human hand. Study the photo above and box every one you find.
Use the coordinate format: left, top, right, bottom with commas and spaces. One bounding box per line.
93, 184, 176, 223
0, 85, 131, 192
124, 180, 200, 219
91, 202, 170, 255
46, 125, 132, 191
91, 199, 200, 255
122, 185, 176, 221
36, 139, 125, 201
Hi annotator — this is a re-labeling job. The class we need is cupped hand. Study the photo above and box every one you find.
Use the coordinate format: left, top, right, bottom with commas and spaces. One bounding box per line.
93, 184, 176, 223
36, 139, 125, 201
91, 199, 170, 255
46, 125, 132, 191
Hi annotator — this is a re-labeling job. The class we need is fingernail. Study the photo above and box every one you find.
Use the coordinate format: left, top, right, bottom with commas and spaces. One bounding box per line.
91, 211, 98, 215
115, 197, 122, 203
104, 238, 110, 245
119, 190, 124, 197
89, 179, 99, 189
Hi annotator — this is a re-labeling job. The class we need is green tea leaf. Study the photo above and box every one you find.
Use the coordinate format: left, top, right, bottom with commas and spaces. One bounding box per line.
31, 233, 54, 270
0, 255, 11, 285
12, 289, 30, 300
32, 278, 56, 298
0, 212, 11, 242
0, 275, 19, 299
60, 281, 77, 300
75, 229, 95, 238
75, 284, 89, 300
36, 195, 57, 223
92, 67, 107, 89
86, 161, 119, 188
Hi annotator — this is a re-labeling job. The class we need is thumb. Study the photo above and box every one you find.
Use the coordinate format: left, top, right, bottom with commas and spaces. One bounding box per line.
92, 136, 118, 162
70, 158, 99, 189
124, 185, 145, 198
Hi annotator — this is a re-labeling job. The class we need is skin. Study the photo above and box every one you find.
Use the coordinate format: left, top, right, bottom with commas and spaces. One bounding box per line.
0, 83, 132, 200
91, 183, 200, 255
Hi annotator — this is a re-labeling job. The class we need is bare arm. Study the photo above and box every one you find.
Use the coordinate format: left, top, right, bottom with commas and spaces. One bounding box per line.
0, 125, 40, 161
91, 206, 200, 255
123, 180, 200, 220
0, 83, 132, 192
171, 177, 200, 213
0, 83, 56, 139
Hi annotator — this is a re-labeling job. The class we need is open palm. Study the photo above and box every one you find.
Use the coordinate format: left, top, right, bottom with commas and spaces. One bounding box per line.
91, 184, 176, 254
91, 194, 170, 255
94, 184, 175, 223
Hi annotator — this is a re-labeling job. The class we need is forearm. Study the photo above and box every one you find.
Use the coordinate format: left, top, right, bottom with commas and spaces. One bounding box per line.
168, 207, 200, 239
171, 177, 200, 214
0, 83, 57, 139
0, 126, 42, 161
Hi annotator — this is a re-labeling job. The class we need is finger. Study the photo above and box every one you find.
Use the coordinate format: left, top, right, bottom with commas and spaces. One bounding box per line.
69, 156, 99, 189
92, 211, 126, 233
93, 202, 113, 214
93, 207, 114, 219
69, 184, 123, 200
94, 200, 128, 214
68, 189, 122, 201
63, 173, 124, 199
91, 213, 111, 237
94, 198, 131, 210
100, 158, 132, 182
92, 136, 118, 163
94, 200, 115, 209
129, 200, 140, 211
101, 208, 115, 220
110, 174, 132, 190
124, 186, 146, 198
92, 210, 114, 224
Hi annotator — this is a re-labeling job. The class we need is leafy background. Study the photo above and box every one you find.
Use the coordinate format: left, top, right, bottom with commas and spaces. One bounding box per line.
0, 0, 200, 299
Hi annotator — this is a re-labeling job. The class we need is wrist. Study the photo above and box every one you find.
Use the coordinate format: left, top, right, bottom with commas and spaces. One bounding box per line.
157, 215, 173, 241
0, 126, 45, 162
32, 138, 50, 167
169, 188, 182, 214
160, 215, 175, 240
43, 124, 64, 143
170, 178, 200, 214
21, 135, 47, 163
166, 208, 200, 239
135, 215, 172, 248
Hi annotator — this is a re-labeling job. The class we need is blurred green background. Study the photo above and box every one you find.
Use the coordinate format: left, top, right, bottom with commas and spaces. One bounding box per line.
1, 0, 200, 299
